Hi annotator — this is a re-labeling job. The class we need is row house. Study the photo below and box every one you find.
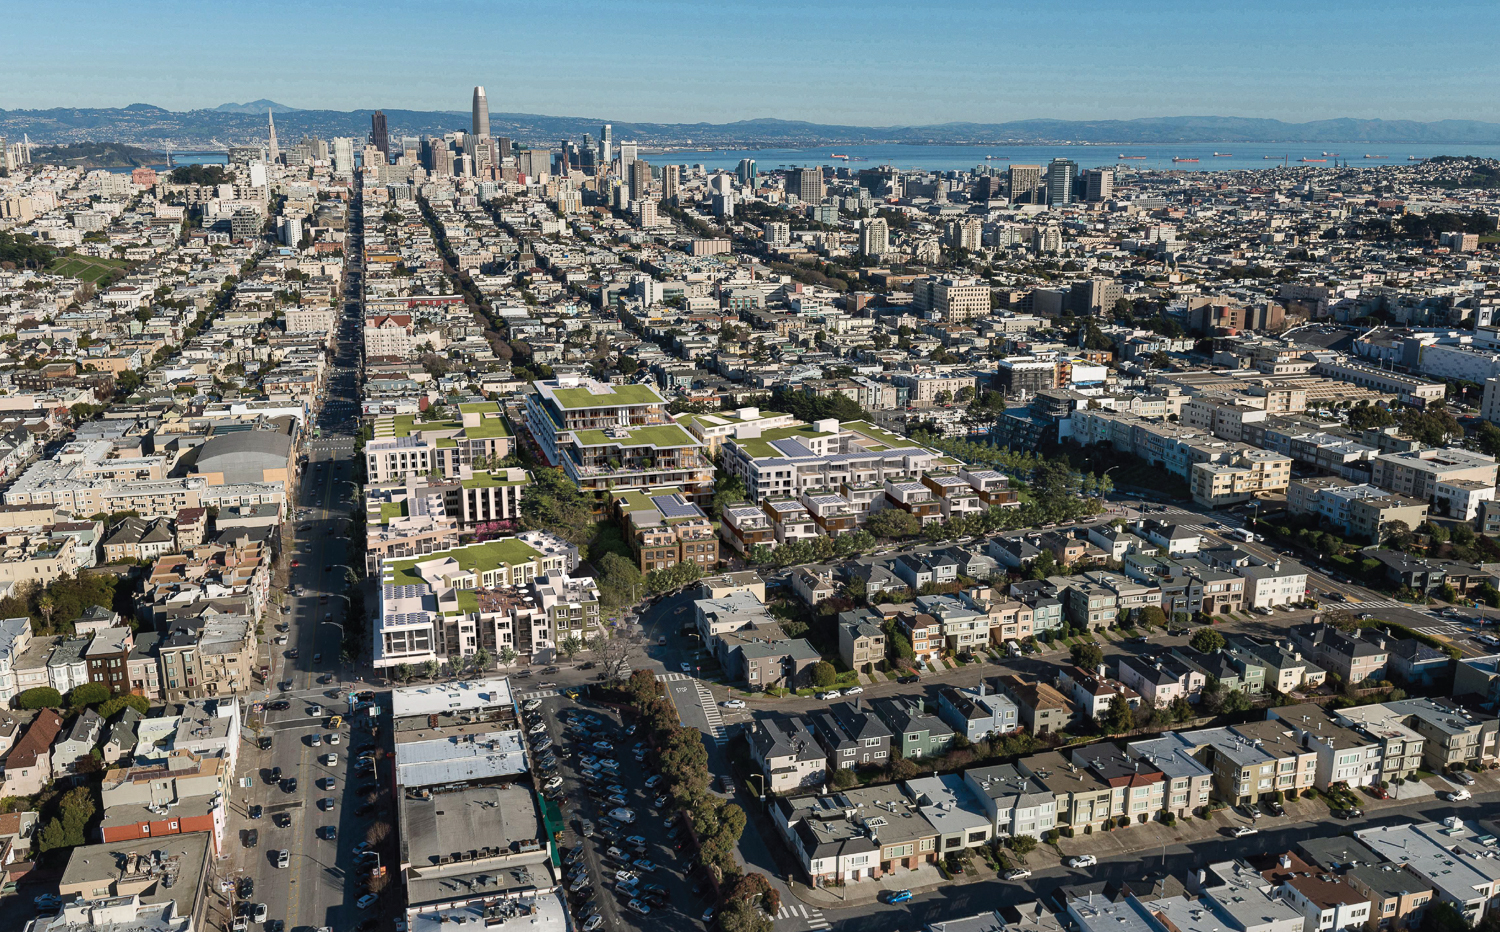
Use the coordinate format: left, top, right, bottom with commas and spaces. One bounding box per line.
809, 702, 894, 771
1270, 703, 1399, 789
763, 497, 820, 545
772, 789, 936, 885
936, 683, 1020, 743
958, 467, 1020, 509
1125, 732, 1214, 818
1056, 664, 1140, 719
880, 479, 942, 525
920, 474, 983, 519
1118, 654, 1206, 709
996, 674, 1079, 736
963, 763, 1058, 838
1180, 721, 1318, 806
870, 696, 955, 761
749, 716, 828, 794
1288, 623, 1390, 685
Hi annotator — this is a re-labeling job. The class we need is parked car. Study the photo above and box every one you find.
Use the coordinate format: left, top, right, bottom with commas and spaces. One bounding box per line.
609, 808, 636, 823
1232, 826, 1259, 837
1065, 855, 1097, 868
897, 675, 920, 684
843, 686, 863, 696
817, 690, 841, 700
276, 850, 290, 868
356, 894, 378, 910
1004, 869, 1032, 880
1451, 771, 1477, 786
244, 829, 259, 848
884, 890, 914, 904
1442, 789, 1472, 802
721, 699, 747, 710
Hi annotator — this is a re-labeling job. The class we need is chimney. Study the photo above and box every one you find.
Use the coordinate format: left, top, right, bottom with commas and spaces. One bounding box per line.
1280, 853, 1291, 869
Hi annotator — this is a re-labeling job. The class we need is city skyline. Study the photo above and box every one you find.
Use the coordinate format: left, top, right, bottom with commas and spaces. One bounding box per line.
6, 0, 1500, 125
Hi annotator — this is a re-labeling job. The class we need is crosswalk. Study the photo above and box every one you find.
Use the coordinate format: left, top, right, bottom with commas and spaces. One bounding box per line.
775, 903, 828, 930
1339, 598, 1409, 611
696, 681, 725, 740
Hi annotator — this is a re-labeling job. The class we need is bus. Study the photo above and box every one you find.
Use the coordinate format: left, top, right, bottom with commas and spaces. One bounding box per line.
1228, 527, 1258, 543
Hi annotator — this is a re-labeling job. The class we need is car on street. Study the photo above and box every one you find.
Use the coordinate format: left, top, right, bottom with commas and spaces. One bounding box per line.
252, 903, 269, 924
1128, 635, 1150, 644
609, 807, 636, 823
679, 662, 692, 673
34, 895, 62, 910
319, 776, 336, 790
273, 812, 292, 828
885, 890, 914, 904
1333, 807, 1364, 819
248, 805, 262, 819
319, 826, 337, 840
276, 850, 290, 868
721, 699, 746, 710
1441, 789, 1472, 802
282, 777, 297, 793
310, 733, 322, 747
356, 894, 378, 910
897, 675, 920, 684
244, 829, 258, 848
1065, 855, 1097, 868
1004, 869, 1032, 880
319, 797, 336, 811
817, 690, 841, 700
1232, 826, 1259, 837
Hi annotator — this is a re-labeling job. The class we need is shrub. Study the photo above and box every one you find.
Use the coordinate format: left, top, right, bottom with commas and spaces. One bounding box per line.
810, 662, 837, 688
17, 687, 61, 710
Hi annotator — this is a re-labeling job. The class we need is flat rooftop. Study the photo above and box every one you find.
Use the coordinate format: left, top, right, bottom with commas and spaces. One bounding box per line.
392, 678, 514, 720
408, 892, 567, 932
395, 729, 528, 788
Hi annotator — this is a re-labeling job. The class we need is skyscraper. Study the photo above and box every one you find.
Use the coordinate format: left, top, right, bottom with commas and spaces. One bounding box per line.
661, 164, 681, 203
736, 158, 756, 186
859, 216, 889, 256
497, 137, 512, 160
619, 143, 637, 175
1009, 164, 1042, 204
332, 137, 354, 174
599, 124, 612, 167
1084, 168, 1114, 202
1046, 158, 1077, 206
629, 159, 652, 201
790, 167, 824, 204
370, 111, 389, 156
267, 110, 279, 165
471, 87, 490, 139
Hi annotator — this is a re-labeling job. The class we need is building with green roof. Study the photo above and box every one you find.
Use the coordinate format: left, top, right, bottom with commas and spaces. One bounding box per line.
522, 376, 712, 511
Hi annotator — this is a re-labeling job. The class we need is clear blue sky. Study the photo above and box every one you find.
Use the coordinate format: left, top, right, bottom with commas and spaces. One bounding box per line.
4, 0, 1499, 125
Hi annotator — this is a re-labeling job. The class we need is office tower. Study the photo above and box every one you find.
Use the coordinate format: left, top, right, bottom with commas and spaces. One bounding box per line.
362, 144, 383, 173
472, 86, 490, 138
310, 137, 329, 161
790, 167, 824, 204
661, 164, 681, 203
737, 158, 756, 186
332, 137, 354, 174
1046, 158, 1077, 206
402, 136, 420, 161
267, 111, 279, 165
1009, 164, 1042, 204
859, 216, 889, 256
600, 124, 612, 166
1084, 168, 1114, 202
497, 136, 512, 160
425, 137, 454, 176
371, 111, 390, 155
518, 149, 549, 179
619, 143, 637, 175
629, 159, 652, 201
635, 199, 658, 228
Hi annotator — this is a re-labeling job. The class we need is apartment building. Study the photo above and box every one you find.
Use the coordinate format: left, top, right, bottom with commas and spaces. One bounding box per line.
1190, 450, 1292, 507
523, 376, 713, 509
616, 489, 719, 573
720, 503, 775, 555
870, 696, 955, 760
837, 612, 886, 672
963, 763, 1058, 838
959, 467, 1020, 508
937, 683, 1020, 742
1369, 448, 1498, 503
996, 674, 1078, 736
912, 277, 991, 322
720, 417, 953, 504
810, 702, 894, 771
1182, 722, 1317, 805
1288, 477, 1429, 543
1118, 655, 1206, 709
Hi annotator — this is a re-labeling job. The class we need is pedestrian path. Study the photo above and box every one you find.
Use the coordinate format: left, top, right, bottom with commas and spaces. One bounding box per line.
775, 903, 829, 930
519, 671, 692, 701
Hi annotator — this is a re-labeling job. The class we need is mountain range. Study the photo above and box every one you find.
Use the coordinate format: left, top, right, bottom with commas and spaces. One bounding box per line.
6, 104, 1500, 149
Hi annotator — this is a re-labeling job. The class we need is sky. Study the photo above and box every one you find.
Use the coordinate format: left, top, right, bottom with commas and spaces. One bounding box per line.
5, 0, 1500, 126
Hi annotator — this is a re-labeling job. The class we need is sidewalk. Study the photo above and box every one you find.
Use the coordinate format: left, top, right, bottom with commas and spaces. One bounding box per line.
790, 861, 956, 909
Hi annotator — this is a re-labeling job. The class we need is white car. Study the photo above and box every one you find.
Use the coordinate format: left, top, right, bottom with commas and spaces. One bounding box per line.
817, 690, 841, 700
356, 894, 378, 910
252, 903, 269, 924
679, 662, 693, 673
721, 699, 747, 710
523, 698, 543, 712
843, 686, 863, 696
1443, 789, 1472, 802
609, 807, 636, 823
543, 775, 563, 790
328, 733, 340, 745
322, 753, 338, 766
1065, 855, 1097, 868
1004, 868, 1032, 880
1233, 826, 1259, 837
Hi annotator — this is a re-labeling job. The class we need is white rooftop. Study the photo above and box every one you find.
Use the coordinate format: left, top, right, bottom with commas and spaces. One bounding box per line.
392, 677, 514, 719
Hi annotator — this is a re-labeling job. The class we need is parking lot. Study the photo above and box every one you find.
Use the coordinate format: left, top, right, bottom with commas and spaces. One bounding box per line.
526, 692, 716, 932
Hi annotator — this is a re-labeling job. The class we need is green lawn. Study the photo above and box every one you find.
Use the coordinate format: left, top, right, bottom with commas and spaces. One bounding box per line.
49, 255, 128, 283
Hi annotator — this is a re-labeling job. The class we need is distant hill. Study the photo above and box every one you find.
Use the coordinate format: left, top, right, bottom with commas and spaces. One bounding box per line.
28, 141, 164, 168
213, 100, 300, 115
5, 107, 1500, 149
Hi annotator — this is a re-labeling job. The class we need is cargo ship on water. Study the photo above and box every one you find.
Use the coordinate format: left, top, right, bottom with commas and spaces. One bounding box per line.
1171, 157, 1199, 163
1364, 154, 1388, 159
1213, 152, 1232, 157
1118, 154, 1147, 159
